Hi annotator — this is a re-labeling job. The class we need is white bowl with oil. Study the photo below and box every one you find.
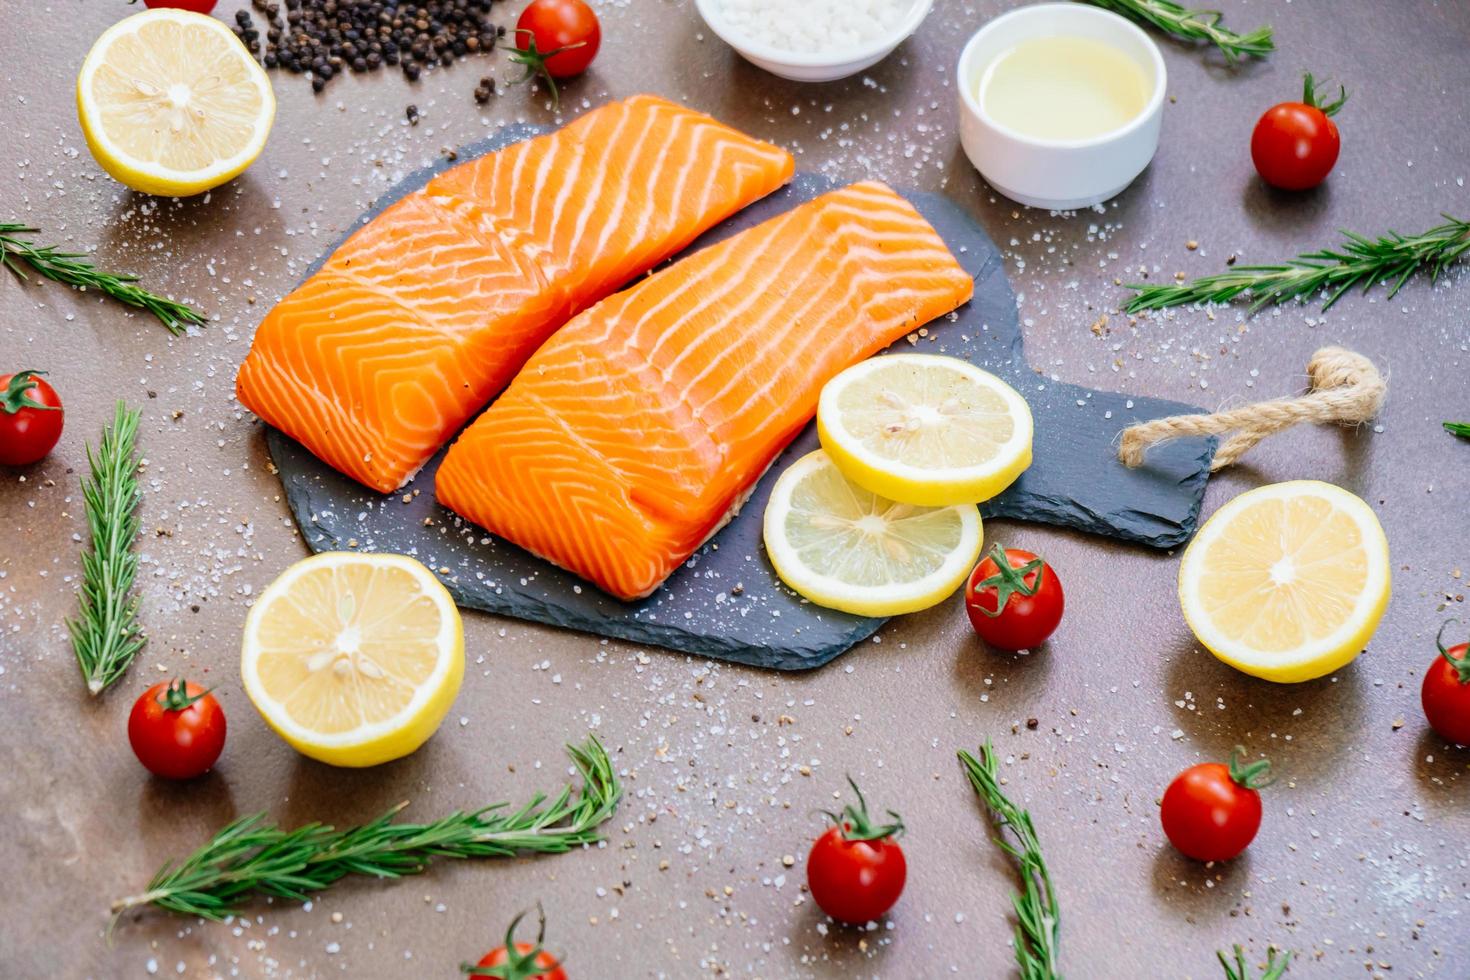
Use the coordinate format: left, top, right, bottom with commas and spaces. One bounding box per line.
694, 0, 935, 83
957, 3, 1167, 210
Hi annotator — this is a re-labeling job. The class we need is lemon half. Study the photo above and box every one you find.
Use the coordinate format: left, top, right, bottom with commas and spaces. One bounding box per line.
818, 353, 1033, 507
77, 8, 275, 197
763, 450, 983, 617
242, 552, 464, 767
1179, 481, 1390, 683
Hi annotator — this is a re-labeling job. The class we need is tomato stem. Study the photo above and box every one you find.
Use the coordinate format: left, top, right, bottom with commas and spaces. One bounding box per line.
462, 903, 556, 979
822, 776, 904, 843
1436, 620, 1470, 684
155, 677, 211, 712
967, 543, 1045, 619
1227, 746, 1274, 791
508, 29, 587, 110
1301, 72, 1348, 117
1218, 943, 1293, 979
0, 370, 59, 415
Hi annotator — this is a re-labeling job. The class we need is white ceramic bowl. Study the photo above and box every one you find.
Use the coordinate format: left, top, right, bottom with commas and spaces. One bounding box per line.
957, 3, 1166, 210
694, 0, 936, 83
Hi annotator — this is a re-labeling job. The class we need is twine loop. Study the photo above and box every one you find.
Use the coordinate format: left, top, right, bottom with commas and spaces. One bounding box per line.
1119, 346, 1386, 472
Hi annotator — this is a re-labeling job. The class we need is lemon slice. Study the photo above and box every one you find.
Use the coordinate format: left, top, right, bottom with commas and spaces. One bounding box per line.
817, 354, 1033, 507
77, 9, 275, 197
1178, 481, 1390, 683
242, 552, 464, 768
763, 450, 983, 617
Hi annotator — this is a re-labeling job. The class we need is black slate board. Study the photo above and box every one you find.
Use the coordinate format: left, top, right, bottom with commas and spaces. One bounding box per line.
266, 123, 1215, 671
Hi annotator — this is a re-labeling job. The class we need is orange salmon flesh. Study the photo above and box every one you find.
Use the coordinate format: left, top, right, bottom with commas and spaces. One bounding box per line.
436, 181, 974, 601
236, 95, 794, 492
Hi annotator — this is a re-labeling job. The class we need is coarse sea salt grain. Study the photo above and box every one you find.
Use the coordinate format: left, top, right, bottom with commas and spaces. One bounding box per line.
717, 0, 915, 54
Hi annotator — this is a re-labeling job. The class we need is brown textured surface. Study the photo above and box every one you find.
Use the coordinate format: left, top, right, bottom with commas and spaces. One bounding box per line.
1, 1, 1467, 977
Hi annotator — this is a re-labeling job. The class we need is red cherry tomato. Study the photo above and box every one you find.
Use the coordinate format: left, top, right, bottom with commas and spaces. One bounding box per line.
1423, 621, 1470, 745
515, 0, 601, 80
1251, 73, 1346, 191
1160, 748, 1271, 862
142, 0, 219, 12
466, 906, 566, 980
965, 544, 1064, 651
806, 779, 907, 925
0, 370, 64, 466
127, 679, 226, 780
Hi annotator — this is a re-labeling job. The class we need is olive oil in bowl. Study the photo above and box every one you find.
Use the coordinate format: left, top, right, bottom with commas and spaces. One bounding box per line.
978, 35, 1151, 142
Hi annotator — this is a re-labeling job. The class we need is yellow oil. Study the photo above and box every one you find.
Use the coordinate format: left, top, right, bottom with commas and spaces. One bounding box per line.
979, 35, 1151, 141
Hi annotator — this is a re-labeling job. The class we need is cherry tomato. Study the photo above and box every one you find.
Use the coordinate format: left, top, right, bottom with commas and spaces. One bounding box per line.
1422, 621, 1470, 745
1160, 747, 1271, 862
127, 678, 226, 780
465, 906, 566, 980
1251, 73, 1346, 191
0, 370, 64, 466
142, 0, 219, 12
806, 779, 906, 925
515, 0, 601, 81
965, 544, 1064, 651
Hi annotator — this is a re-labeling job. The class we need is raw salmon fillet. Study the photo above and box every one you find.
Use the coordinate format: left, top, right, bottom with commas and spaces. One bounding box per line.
436, 181, 975, 601
236, 95, 793, 492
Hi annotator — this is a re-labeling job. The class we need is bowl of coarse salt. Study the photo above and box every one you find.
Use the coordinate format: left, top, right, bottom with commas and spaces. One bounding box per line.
694, 0, 935, 82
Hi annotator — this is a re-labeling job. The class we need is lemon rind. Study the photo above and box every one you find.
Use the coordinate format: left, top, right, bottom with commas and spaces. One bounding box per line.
241, 552, 464, 765
762, 450, 984, 618
1178, 480, 1391, 683
76, 9, 275, 197
817, 354, 1034, 507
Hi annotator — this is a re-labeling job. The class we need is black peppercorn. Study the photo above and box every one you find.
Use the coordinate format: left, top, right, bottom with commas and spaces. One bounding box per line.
250, 0, 501, 96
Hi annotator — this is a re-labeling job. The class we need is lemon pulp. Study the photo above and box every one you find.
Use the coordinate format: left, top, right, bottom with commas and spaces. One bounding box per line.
1179, 481, 1390, 683
763, 450, 983, 617
242, 553, 464, 767
77, 9, 274, 196
818, 353, 1033, 506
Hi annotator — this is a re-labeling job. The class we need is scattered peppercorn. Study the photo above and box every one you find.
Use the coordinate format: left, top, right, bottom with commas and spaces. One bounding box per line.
232, 0, 500, 97
406, 104, 420, 125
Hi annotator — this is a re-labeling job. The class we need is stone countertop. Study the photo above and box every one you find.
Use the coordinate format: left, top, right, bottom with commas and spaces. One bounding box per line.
1, 1, 1466, 977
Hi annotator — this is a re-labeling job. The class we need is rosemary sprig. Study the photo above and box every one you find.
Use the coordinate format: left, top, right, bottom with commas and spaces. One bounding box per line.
111, 736, 620, 923
1446, 422, 1470, 438
0, 222, 206, 335
1125, 215, 1470, 316
1218, 944, 1292, 979
959, 741, 1061, 980
1083, 0, 1273, 63
68, 402, 145, 696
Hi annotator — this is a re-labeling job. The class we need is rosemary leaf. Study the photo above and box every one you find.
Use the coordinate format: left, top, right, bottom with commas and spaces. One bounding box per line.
0, 223, 206, 335
1124, 215, 1470, 316
111, 736, 621, 924
959, 741, 1062, 980
1083, 0, 1273, 63
67, 402, 145, 696
1445, 422, 1470, 438
1218, 944, 1292, 979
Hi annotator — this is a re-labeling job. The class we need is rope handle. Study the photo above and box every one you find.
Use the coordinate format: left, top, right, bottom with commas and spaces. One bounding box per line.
1119, 346, 1387, 472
